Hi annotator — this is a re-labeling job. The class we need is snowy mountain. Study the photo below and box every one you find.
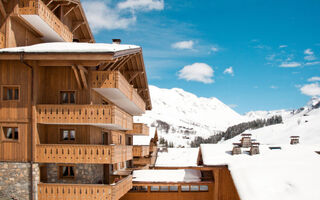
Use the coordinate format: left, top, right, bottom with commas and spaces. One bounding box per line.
223, 97, 320, 145
135, 85, 246, 147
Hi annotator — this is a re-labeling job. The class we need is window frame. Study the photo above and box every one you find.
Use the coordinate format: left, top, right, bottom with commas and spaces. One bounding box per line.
58, 165, 76, 180
1, 85, 20, 102
2, 126, 19, 143
59, 90, 76, 104
59, 128, 76, 143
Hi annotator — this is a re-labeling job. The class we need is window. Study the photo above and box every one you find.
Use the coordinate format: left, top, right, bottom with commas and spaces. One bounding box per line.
3, 127, 19, 140
200, 185, 209, 191
59, 166, 75, 179
190, 185, 199, 191
2, 86, 19, 101
139, 186, 148, 192
160, 186, 169, 191
60, 91, 76, 104
169, 186, 178, 192
60, 129, 75, 142
150, 186, 159, 192
119, 135, 122, 144
181, 185, 190, 192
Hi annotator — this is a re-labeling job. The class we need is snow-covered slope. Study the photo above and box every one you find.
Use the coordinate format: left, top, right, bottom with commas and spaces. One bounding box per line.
135, 85, 245, 147
223, 97, 320, 145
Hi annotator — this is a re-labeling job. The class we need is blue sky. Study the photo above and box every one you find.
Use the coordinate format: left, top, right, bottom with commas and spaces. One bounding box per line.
83, 0, 320, 114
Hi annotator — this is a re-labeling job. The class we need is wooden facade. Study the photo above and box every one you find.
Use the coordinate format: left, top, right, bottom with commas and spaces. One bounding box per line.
127, 123, 149, 135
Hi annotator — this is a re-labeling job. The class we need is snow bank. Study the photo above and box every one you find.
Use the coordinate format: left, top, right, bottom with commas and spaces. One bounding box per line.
156, 148, 199, 167
132, 169, 201, 183
0, 42, 140, 53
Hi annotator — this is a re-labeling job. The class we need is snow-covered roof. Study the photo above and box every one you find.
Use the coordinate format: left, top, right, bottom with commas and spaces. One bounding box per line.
0, 42, 140, 53
155, 148, 199, 167
133, 127, 156, 145
132, 169, 201, 183
200, 144, 320, 200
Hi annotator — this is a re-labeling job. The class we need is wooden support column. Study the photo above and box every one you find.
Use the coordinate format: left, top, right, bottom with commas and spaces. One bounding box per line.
71, 65, 82, 89
0, 0, 6, 18
78, 65, 88, 89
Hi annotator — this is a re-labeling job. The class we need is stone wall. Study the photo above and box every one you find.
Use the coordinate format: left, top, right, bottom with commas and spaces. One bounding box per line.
46, 164, 104, 184
0, 162, 39, 200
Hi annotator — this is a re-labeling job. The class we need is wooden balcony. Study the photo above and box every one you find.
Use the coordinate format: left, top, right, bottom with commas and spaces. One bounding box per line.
38, 183, 112, 200
112, 175, 133, 200
36, 104, 133, 130
35, 144, 133, 164
38, 175, 132, 200
16, 0, 73, 42
133, 146, 150, 157
0, 32, 4, 48
127, 123, 149, 136
91, 71, 146, 115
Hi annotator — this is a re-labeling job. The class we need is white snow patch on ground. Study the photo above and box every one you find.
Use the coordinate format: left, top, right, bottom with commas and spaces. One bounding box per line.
155, 148, 199, 167
133, 169, 201, 182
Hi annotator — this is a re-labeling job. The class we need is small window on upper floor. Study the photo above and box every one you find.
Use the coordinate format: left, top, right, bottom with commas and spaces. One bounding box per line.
60, 91, 76, 104
60, 129, 76, 142
2, 86, 19, 101
3, 127, 19, 141
59, 166, 75, 179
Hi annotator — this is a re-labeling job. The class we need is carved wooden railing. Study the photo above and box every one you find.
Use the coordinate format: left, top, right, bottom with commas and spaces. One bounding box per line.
36, 104, 133, 130
112, 175, 133, 200
17, 0, 73, 42
0, 32, 4, 49
38, 183, 112, 200
35, 144, 133, 164
133, 146, 150, 157
127, 123, 149, 135
91, 71, 146, 112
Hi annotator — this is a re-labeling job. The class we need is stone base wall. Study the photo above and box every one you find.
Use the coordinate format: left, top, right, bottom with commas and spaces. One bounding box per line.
46, 164, 104, 184
0, 162, 39, 200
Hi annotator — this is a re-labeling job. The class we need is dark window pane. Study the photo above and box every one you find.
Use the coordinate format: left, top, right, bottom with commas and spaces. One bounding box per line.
181, 185, 189, 192
6, 128, 13, 139
169, 186, 178, 191
150, 186, 159, 191
160, 186, 169, 191
69, 167, 74, 176
62, 130, 69, 140
62, 167, 68, 176
14, 128, 19, 140
61, 93, 68, 104
200, 185, 208, 191
7, 88, 13, 100
69, 92, 75, 104
190, 185, 199, 191
14, 88, 19, 100
70, 130, 75, 140
139, 186, 148, 192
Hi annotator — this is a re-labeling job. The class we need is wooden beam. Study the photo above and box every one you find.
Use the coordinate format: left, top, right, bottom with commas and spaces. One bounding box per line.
38, 60, 102, 67
128, 72, 140, 83
78, 65, 88, 89
46, 0, 54, 6
112, 55, 131, 71
71, 65, 82, 89
64, 5, 77, 17
51, 4, 61, 12
98, 62, 110, 71
72, 21, 84, 33
11, 15, 43, 38
0, 0, 6, 18
78, 65, 88, 74
104, 58, 119, 71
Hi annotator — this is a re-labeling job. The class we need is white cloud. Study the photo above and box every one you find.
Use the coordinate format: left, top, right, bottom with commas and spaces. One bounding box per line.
178, 63, 214, 84
300, 83, 320, 97
279, 62, 301, 68
279, 45, 287, 48
223, 66, 234, 76
304, 48, 316, 61
82, 0, 163, 32
270, 85, 278, 89
305, 61, 320, 66
308, 77, 320, 82
211, 46, 219, 52
266, 54, 276, 61
117, 0, 164, 11
172, 40, 194, 50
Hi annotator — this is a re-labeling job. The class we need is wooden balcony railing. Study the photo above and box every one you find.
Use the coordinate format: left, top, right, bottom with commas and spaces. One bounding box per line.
91, 71, 146, 114
36, 104, 133, 130
112, 175, 133, 200
38, 175, 133, 200
17, 0, 73, 42
35, 144, 133, 164
133, 146, 150, 157
127, 123, 149, 135
0, 32, 4, 49
38, 183, 112, 200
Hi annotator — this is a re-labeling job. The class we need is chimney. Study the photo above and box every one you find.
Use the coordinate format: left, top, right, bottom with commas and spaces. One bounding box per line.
250, 142, 260, 155
112, 39, 121, 44
290, 136, 300, 145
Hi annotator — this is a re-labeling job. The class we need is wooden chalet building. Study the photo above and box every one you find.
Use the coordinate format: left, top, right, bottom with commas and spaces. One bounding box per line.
0, 0, 152, 200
